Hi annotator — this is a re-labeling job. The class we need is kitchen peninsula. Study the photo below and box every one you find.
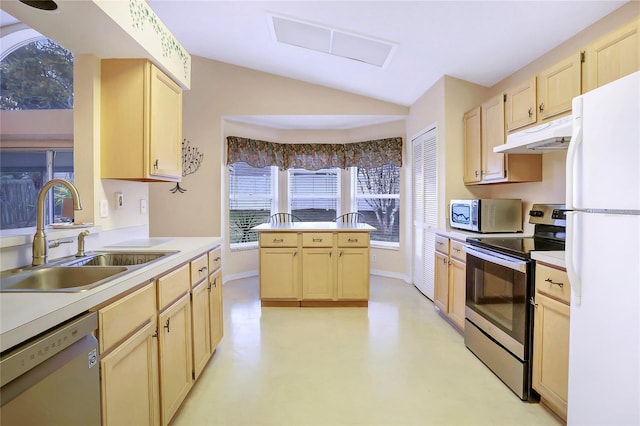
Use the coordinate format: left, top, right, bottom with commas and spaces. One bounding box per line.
253, 222, 375, 307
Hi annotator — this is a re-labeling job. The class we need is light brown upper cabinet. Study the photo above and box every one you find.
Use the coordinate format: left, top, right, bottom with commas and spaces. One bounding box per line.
583, 18, 639, 93
506, 52, 581, 131
463, 107, 482, 184
481, 94, 507, 182
101, 59, 183, 182
463, 96, 542, 185
537, 53, 582, 121
505, 77, 537, 131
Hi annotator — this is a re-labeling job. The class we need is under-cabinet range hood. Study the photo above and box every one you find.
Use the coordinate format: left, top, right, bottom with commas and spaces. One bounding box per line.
494, 115, 572, 154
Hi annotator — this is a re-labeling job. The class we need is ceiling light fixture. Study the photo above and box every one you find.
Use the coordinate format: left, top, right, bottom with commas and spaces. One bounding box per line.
269, 14, 396, 68
18, 0, 58, 11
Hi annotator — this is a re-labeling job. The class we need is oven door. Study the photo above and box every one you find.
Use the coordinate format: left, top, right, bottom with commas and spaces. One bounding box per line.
464, 245, 531, 361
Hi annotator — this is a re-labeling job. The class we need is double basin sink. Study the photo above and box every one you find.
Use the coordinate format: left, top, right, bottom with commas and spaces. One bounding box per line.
0, 251, 177, 293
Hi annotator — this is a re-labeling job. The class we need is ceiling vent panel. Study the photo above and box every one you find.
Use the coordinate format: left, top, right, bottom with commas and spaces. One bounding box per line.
331, 31, 393, 67
272, 16, 330, 53
269, 14, 396, 67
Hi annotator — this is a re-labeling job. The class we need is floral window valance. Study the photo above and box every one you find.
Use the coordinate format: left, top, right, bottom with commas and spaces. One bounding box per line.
226, 136, 402, 171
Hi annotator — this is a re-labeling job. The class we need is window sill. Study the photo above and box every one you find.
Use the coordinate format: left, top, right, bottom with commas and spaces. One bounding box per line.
371, 241, 400, 250
0, 225, 102, 249
230, 242, 258, 252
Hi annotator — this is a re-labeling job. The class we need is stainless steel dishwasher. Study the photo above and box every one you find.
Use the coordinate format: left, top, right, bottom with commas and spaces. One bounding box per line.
0, 312, 100, 425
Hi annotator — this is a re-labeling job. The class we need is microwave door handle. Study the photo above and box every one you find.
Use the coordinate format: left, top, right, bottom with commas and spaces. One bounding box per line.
464, 246, 528, 273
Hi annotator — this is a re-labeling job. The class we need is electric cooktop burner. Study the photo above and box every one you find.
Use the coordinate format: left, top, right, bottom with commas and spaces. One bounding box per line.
466, 203, 567, 260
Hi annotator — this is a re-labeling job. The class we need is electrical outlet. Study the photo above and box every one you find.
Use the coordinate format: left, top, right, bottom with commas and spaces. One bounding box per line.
140, 199, 147, 214
100, 200, 109, 218
115, 192, 124, 209
372, 254, 377, 263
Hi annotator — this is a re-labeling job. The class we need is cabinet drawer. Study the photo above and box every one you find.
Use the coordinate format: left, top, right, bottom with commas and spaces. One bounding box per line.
337, 233, 369, 247
208, 246, 222, 273
302, 233, 333, 247
435, 235, 449, 254
190, 254, 209, 286
98, 282, 156, 354
536, 263, 571, 304
260, 233, 298, 247
450, 240, 466, 262
158, 264, 190, 311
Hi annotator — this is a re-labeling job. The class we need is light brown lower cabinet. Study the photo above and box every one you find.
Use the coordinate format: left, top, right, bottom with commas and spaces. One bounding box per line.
100, 320, 160, 426
532, 263, 571, 421
97, 244, 223, 426
434, 235, 466, 331
158, 294, 193, 426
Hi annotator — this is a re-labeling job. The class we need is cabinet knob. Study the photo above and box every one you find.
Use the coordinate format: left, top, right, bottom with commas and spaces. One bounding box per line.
153, 159, 159, 170
164, 318, 171, 333
529, 297, 538, 308
199, 266, 208, 273
528, 107, 533, 118
475, 170, 479, 178
539, 103, 545, 112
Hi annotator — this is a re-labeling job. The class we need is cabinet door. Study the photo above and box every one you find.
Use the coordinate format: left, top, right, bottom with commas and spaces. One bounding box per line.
101, 320, 160, 426
209, 270, 223, 350
191, 279, 211, 380
158, 295, 193, 426
533, 293, 570, 421
583, 18, 639, 93
302, 248, 335, 300
463, 107, 482, 184
505, 77, 537, 131
259, 247, 300, 299
434, 252, 449, 313
448, 258, 466, 330
537, 53, 581, 121
481, 94, 506, 182
336, 248, 369, 300
149, 64, 183, 179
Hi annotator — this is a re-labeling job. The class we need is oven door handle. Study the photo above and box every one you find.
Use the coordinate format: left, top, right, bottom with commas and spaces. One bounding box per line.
463, 245, 528, 273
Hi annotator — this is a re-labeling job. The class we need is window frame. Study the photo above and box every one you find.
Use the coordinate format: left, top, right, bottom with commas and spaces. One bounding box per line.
287, 167, 341, 223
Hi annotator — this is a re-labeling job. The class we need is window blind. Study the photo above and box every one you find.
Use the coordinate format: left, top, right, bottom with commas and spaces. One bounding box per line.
288, 168, 339, 222
356, 164, 400, 243
228, 162, 273, 246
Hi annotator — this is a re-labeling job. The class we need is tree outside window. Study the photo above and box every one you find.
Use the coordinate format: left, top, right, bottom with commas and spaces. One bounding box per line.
356, 165, 400, 244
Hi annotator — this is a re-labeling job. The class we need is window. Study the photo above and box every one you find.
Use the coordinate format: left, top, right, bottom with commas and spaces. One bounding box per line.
288, 168, 339, 222
228, 162, 274, 248
0, 150, 74, 229
1, 38, 74, 110
355, 164, 400, 244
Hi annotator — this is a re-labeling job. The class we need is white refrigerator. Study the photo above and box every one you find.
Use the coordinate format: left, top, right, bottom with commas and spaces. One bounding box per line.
565, 71, 640, 425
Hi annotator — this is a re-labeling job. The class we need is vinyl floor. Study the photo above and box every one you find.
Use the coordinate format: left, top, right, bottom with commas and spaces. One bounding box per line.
173, 276, 560, 426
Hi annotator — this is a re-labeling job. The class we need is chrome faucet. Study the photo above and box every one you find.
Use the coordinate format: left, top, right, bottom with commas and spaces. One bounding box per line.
76, 230, 90, 258
32, 179, 83, 266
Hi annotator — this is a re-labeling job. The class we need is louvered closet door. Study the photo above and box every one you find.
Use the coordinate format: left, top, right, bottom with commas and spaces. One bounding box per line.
412, 126, 437, 300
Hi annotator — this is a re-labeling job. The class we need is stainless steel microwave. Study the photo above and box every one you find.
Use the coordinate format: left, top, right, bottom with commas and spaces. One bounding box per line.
449, 199, 522, 233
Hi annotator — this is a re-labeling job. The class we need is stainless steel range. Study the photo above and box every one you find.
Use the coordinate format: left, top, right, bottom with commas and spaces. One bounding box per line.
463, 204, 566, 400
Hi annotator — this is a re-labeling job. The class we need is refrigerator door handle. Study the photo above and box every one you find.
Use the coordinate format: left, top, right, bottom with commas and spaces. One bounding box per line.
566, 96, 583, 211
565, 211, 582, 306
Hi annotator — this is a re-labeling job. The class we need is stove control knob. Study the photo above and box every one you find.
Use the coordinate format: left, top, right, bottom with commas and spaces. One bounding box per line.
529, 210, 544, 217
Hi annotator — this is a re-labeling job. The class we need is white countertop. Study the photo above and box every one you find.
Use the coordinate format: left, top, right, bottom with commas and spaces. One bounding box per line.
435, 227, 530, 242
531, 251, 566, 269
253, 222, 376, 232
0, 237, 222, 352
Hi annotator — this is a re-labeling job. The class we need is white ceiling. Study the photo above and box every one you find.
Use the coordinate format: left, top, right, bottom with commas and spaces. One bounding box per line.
0, 1, 629, 129
147, 1, 628, 107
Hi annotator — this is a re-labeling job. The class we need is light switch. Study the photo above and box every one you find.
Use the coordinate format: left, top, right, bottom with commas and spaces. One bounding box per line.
100, 200, 109, 218
140, 199, 147, 214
